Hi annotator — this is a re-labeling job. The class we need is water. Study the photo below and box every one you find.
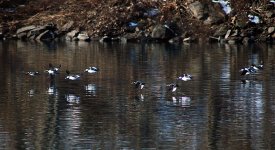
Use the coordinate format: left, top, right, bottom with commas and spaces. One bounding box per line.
0, 40, 275, 149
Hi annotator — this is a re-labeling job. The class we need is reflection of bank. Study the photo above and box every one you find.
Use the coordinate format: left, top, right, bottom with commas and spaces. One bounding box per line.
167, 96, 191, 107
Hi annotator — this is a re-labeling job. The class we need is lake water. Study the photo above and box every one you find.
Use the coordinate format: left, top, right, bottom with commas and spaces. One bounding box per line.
0, 40, 275, 149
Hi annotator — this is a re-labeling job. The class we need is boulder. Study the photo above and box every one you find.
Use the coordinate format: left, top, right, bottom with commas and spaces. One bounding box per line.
265, 11, 274, 18
61, 21, 74, 32
77, 32, 90, 41
268, 27, 274, 34
17, 32, 27, 39
213, 25, 229, 37
16, 25, 36, 34
66, 30, 79, 41
27, 26, 47, 38
189, 1, 206, 20
151, 25, 166, 38
36, 30, 55, 41
151, 24, 176, 40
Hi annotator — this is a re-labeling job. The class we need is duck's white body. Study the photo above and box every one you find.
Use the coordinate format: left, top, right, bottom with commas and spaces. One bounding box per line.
85, 67, 99, 73
178, 74, 192, 81
26, 71, 39, 76
65, 75, 80, 80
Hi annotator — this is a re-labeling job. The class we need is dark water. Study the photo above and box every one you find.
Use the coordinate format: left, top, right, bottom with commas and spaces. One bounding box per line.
0, 40, 275, 149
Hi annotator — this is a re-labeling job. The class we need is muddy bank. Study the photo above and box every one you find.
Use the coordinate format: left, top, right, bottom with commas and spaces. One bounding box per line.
0, 0, 274, 44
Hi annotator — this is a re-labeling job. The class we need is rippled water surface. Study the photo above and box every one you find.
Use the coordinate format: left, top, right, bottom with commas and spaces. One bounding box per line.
0, 41, 275, 149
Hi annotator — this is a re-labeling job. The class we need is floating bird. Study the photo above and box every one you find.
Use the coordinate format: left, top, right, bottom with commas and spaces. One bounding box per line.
133, 81, 145, 89
49, 63, 61, 74
44, 69, 55, 75
240, 68, 251, 76
84, 66, 99, 73
167, 83, 179, 92
240, 64, 263, 76
256, 64, 263, 70
178, 74, 192, 81
65, 70, 80, 80
25, 71, 40, 76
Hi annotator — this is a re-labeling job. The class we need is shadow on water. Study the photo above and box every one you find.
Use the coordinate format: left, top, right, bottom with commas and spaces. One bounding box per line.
0, 40, 275, 149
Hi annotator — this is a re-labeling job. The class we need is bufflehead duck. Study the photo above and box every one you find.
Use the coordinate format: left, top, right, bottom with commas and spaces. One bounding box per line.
133, 81, 145, 89
258, 65, 263, 70
240, 68, 251, 76
178, 74, 192, 81
167, 83, 179, 92
49, 63, 61, 73
25, 71, 40, 76
84, 67, 99, 73
240, 64, 263, 76
45, 63, 61, 77
65, 70, 81, 80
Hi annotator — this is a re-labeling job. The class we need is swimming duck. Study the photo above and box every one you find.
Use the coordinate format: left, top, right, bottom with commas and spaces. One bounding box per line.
240, 68, 251, 76
178, 74, 192, 81
133, 81, 145, 89
25, 71, 40, 76
65, 70, 80, 80
256, 64, 263, 70
240, 64, 262, 76
44, 69, 55, 75
84, 67, 99, 73
49, 63, 61, 74
167, 83, 179, 92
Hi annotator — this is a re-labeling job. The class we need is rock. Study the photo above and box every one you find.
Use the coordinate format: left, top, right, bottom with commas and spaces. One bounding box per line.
227, 37, 242, 44
16, 25, 36, 34
265, 11, 274, 18
77, 32, 90, 41
151, 24, 176, 40
213, 25, 229, 37
27, 26, 47, 38
242, 37, 254, 44
204, 15, 222, 25
189, 1, 206, 20
99, 36, 112, 43
17, 32, 27, 39
61, 21, 74, 32
204, 4, 225, 25
151, 25, 166, 38
268, 27, 274, 34
224, 30, 231, 39
168, 36, 182, 44
36, 30, 55, 41
66, 30, 79, 41
231, 29, 239, 37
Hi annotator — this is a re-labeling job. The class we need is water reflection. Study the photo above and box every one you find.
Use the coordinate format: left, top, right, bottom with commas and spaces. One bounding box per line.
168, 96, 191, 108
47, 80, 58, 96
84, 84, 96, 96
65, 94, 80, 104
0, 40, 275, 149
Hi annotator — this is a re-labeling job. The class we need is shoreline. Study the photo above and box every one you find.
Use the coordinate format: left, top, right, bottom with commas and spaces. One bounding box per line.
0, 1, 274, 44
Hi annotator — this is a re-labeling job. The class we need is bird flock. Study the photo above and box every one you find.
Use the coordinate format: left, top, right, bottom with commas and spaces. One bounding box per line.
24, 62, 263, 90
24, 63, 193, 94
23, 62, 262, 106
240, 64, 263, 76
24, 63, 99, 80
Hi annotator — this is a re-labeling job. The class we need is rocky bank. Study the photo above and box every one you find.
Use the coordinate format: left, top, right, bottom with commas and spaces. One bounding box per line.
0, 0, 274, 44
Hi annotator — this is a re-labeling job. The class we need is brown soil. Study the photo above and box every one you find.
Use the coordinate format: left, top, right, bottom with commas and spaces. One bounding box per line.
0, 0, 274, 40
